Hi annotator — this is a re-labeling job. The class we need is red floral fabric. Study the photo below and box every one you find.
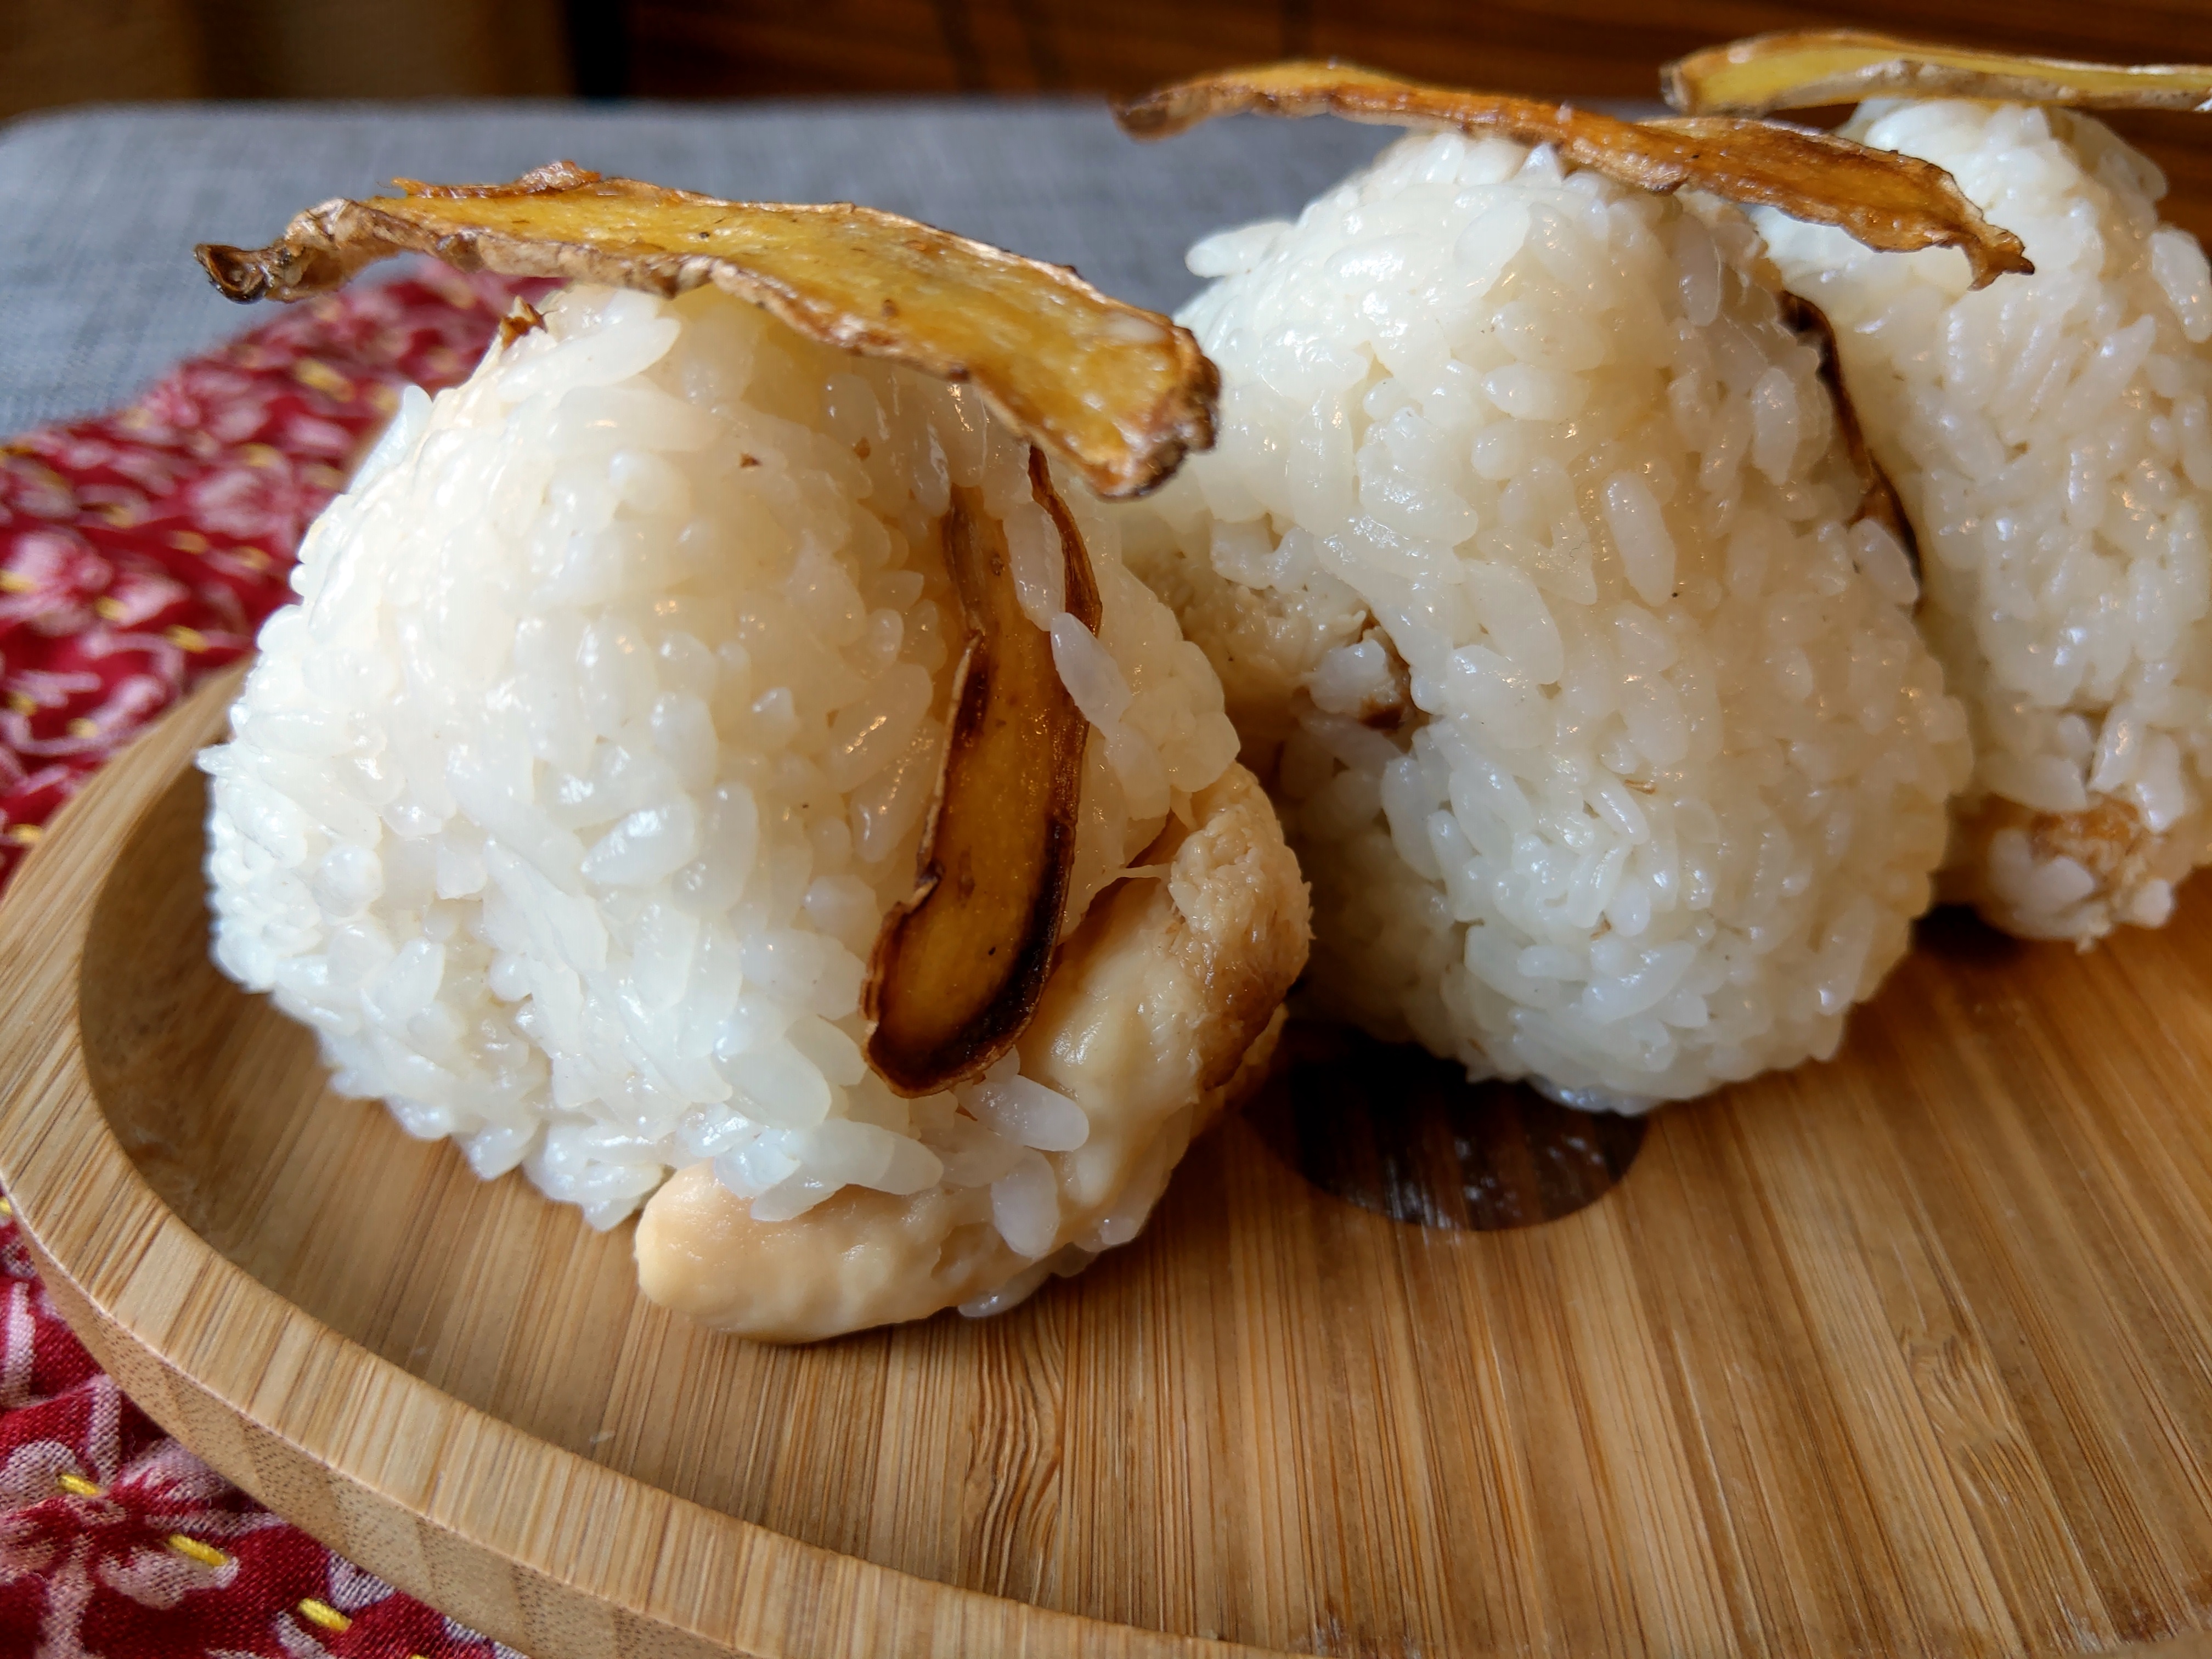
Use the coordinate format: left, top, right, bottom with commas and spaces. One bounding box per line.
0, 266, 548, 1657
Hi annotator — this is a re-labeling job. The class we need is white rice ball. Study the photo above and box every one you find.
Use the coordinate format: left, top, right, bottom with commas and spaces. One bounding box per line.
200, 280, 1242, 1249
1121, 131, 1971, 1105
1757, 101, 2212, 943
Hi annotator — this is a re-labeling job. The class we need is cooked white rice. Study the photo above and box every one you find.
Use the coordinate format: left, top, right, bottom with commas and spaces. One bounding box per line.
201, 281, 1240, 1245
1757, 101, 2212, 943
1121, 131, 1971, 1105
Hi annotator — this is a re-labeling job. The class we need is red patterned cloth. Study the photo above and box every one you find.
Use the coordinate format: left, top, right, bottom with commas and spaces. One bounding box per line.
0, 265, 548, 1657
0, 263, 544, 885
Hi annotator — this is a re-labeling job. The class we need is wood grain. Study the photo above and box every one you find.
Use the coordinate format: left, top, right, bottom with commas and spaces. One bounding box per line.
10, 667, 2212, 1656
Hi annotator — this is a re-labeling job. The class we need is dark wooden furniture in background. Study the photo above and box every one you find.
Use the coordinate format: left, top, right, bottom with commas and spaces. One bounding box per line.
13, 0, 2212, 245
0, 0, 568, 116
619, 0, 2212, 99
611, 0, 2212, 243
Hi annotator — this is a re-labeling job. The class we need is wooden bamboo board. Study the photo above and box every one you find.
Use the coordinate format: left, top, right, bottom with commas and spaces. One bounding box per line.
6, 664, 2212, 1659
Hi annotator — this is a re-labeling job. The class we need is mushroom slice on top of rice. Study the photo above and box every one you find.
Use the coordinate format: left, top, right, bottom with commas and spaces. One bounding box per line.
1668, 33, 2212, 943
194, 165, 1308, 1341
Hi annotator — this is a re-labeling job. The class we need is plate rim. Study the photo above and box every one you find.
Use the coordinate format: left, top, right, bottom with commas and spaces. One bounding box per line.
0, 665, 1246, 1659
18, 672, 2212, 1659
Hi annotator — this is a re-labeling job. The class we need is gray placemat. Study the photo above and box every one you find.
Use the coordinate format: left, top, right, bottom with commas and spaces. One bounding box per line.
0, 98, 1398, 436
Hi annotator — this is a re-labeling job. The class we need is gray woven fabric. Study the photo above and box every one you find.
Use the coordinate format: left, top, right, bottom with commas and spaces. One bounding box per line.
0, 99, 1396, 436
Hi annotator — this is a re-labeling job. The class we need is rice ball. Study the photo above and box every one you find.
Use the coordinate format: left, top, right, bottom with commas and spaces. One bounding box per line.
1756, 101, 2212, 944
1120, 129, 1972, 1107
200, 280, 1304, 1334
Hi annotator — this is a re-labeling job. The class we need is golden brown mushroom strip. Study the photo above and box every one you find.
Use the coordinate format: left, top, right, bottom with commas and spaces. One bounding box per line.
1665, 30, 2212, 117
1780, 294, 1920, 580
195, 162, 1215, 499
864, 449, 1104, 1096
1115, 61, 2030, 289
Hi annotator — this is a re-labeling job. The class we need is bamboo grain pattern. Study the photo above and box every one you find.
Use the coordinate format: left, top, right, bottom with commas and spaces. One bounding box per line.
7, 667, 2212, 1657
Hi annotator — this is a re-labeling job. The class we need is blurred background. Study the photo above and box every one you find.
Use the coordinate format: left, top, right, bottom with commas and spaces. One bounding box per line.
7, 0, 2212, 232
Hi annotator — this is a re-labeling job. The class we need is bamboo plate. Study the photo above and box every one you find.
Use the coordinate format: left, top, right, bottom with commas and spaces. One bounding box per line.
7, 664, 2212, 1659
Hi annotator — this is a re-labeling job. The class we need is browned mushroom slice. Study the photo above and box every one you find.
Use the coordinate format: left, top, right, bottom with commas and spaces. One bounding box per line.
1115, 60, 2030, 289
1664, 30, 2212, 117
863, 449, 1104, 1096
1780, 294, 1920, 577
195, 162, 1216, 498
